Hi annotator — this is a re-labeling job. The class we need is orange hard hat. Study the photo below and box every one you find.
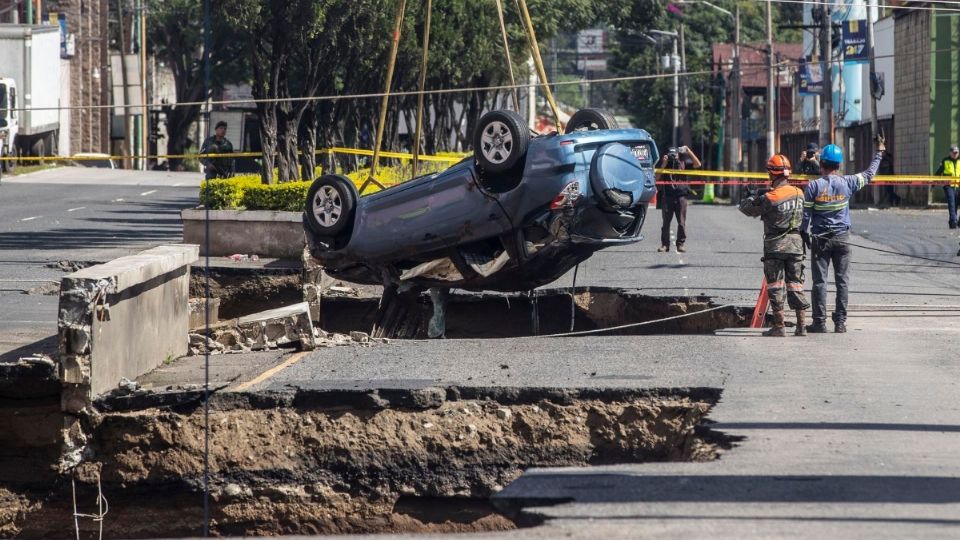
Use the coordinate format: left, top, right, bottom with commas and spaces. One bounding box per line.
766, 154, 792, 177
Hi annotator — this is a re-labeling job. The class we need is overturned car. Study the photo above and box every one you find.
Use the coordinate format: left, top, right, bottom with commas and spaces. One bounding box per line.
303, 108, 658, 292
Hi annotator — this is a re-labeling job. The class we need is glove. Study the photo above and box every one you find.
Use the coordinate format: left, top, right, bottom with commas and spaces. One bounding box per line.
800, 231, 812, 250
874, 133, 886, 153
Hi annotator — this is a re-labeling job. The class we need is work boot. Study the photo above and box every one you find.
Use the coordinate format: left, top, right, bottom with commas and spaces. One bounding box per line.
794, 310, 806, 336
657, 245, 670, 253
806, 320, 828, 333
835, 321, 847, 333
763, 310, 786, 337
676, 244, 687, 253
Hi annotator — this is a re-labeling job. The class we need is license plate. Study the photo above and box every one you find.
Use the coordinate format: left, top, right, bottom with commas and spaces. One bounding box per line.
631, 144, 650, 161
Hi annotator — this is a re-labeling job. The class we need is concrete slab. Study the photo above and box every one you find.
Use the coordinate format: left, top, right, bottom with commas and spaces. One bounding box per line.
58, 244, 199, 402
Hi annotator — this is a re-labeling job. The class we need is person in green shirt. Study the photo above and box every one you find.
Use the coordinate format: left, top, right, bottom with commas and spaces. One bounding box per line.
200, 121, 235, 179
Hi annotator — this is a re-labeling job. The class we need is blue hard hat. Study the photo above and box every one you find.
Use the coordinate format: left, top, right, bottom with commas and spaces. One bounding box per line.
821, 144, 843, 166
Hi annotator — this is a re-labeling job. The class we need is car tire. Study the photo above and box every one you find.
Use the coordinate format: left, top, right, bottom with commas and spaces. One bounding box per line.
565, 108, 619, 133
474, 109, 529, 175
305, 174, 356, 237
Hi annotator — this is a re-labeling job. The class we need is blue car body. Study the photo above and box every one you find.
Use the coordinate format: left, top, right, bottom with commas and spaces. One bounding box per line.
305, 128, 658, 292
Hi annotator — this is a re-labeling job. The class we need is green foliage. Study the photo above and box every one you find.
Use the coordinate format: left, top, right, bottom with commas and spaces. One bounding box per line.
609, 0, 801, 149
242, 182, 312, 211
199, 176, 261, 209
199, 159, 458, 210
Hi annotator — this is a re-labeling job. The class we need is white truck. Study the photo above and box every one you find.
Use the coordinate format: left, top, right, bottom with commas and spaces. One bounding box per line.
0, 25, 61, 173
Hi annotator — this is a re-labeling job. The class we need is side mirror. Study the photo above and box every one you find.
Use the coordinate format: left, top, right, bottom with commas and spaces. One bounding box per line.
0, 118, 7, 128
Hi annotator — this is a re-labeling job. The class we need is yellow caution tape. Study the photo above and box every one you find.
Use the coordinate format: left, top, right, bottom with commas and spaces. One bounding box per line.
0, 147, 466, 164
1, 151, 951, 185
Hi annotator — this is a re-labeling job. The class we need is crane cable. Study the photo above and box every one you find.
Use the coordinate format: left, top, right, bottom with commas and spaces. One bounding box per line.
411, 0, 432, 178
360, 0, 407, 195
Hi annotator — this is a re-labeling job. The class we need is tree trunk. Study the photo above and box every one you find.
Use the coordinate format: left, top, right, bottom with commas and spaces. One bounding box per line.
299, 102, 318, 181
258, 103, 278, 184
275, 104, 300, 183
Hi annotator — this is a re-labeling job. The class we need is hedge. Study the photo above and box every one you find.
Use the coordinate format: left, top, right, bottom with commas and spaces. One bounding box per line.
199, 160, 459, 211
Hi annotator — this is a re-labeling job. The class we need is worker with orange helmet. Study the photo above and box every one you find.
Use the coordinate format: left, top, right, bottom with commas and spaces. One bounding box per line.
738, 154, 810, 337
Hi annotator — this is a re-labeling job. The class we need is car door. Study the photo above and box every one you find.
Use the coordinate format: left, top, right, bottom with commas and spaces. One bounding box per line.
349, 164, 511, 261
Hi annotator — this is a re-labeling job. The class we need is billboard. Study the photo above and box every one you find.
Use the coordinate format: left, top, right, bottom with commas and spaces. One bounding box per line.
842, 19, 868, 63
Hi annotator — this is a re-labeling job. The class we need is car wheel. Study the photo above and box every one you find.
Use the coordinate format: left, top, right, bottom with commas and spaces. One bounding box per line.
565, 108, 619, 133
474, 109, 529, 174
305, 174, 356, 236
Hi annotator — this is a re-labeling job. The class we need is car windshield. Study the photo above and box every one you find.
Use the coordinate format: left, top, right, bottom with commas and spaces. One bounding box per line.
0, 84, 6, 119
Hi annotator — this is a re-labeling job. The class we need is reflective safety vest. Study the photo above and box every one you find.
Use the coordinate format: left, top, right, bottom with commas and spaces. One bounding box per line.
942, 158, 960, 189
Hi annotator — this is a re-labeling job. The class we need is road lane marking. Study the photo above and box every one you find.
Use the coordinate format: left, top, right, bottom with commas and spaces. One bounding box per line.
173, 182, 183, 187
231, 351, 311, 392
20, 216, 40, 221
111, 198, 124, 202
140, 190, 157, 196
67, 207, 86, 212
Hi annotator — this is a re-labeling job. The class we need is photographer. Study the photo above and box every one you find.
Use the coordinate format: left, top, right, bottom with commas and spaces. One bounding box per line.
656, 146, 701, 253
797, 143, 820, 176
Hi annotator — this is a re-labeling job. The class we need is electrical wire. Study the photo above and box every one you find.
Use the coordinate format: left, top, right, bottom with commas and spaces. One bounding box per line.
12, 41, 960, 114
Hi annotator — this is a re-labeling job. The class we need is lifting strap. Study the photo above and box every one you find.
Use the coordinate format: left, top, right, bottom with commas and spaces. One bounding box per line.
360, 0, 407, 195
411, 0, 433, 178
494, 0, 521, 112
516, 0, 562, 131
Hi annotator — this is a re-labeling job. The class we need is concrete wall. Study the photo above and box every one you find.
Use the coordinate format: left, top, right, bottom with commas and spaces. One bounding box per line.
894, 10, 931, 177
58, 245, 198, 406
181, 209, 305, 259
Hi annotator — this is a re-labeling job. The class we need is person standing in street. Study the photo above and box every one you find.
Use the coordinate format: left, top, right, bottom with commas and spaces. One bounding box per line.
797, 142, 820, 176
800, 136, 885, 334
739, 154, 810, 337
657, 145, 701, 253
200, 120, 235, 180
934, 145, 960, 229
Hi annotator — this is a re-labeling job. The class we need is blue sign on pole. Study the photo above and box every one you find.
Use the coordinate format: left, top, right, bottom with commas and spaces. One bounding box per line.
799, 60, 823, 95
842, 20, 869, 63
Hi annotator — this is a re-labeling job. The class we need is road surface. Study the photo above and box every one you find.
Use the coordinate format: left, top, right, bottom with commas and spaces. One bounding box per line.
0, 166, 199, 358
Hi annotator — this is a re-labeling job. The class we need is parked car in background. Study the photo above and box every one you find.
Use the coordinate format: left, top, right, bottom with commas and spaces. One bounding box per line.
303, 108, 658, 292
70, 153, 117, 169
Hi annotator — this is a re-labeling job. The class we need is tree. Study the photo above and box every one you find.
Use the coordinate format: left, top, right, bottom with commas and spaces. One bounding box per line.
147, 0, 246, 169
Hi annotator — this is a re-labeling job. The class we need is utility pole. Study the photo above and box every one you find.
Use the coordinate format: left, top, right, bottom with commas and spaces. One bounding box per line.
680, 23, 691, 147
766, 0, 776, 155
819, 6, 833, 146
672, 34, 679, 148
117, 0, 132, 169
730, 5, 741, 171
867, 0, 879, 136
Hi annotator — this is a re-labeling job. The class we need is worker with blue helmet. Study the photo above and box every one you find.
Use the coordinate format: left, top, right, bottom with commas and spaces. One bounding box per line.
799, 136, 886, 334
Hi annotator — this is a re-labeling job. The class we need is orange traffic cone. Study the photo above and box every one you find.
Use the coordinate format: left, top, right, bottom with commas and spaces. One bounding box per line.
749, 279, 769, 329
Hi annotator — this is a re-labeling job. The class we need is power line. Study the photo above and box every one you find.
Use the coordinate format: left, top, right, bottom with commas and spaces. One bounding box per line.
755, 0, 960, 13
14, 43, 960, 114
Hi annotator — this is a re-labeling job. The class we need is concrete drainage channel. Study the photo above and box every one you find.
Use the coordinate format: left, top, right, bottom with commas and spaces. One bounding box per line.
6, 386, 736, 538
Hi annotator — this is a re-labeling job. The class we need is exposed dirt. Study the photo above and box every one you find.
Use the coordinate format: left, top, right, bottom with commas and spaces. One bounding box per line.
190, 270, 303, 320
4, 390, 729, 538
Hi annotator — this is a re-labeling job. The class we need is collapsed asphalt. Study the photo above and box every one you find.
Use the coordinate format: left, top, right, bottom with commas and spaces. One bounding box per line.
132, 203, 960, 537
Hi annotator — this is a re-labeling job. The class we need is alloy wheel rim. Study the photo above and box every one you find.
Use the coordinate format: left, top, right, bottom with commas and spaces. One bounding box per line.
480, 121, 514, 164
313, 185, 342, 227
